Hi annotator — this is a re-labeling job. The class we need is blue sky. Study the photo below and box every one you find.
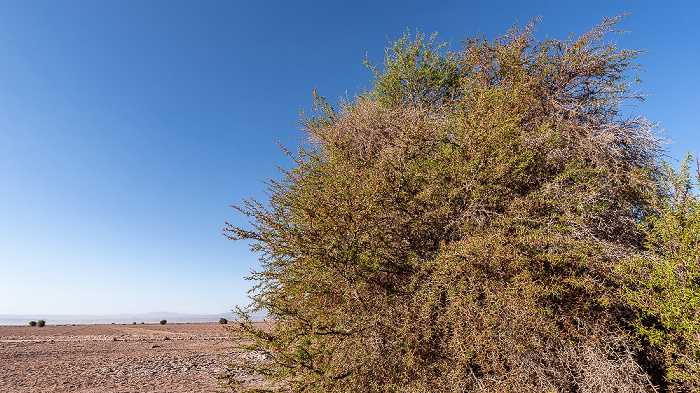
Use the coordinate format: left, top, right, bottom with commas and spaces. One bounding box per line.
0, 1, 697, 316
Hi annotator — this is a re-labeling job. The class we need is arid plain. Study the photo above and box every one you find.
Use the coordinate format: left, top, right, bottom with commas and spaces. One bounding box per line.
0, 322, 266, 392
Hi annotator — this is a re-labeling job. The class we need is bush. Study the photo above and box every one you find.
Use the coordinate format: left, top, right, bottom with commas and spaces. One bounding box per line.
219, 318, 228, 324
224, 16, 673, 392
133, 322, 136, 325
28, 321, 37, 327
623, 154, 700, 390
37, 320, 45, 327
159, 319, 167, 325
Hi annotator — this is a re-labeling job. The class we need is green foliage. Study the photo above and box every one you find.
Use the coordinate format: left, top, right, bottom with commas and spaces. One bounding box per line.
160, 319, 167, 325
220, 318, 228, 324
366, 30, 461, 110
624, 154, 700, 391
28, 321, 37, 327
37, 320, 45, 327
223, 16, 680, 392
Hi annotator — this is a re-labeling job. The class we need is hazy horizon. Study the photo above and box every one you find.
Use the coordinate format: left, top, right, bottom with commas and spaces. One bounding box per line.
0, 310, 267, 325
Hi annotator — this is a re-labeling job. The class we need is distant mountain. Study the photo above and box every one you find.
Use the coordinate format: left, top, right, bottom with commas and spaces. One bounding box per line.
0, 310, 267, 325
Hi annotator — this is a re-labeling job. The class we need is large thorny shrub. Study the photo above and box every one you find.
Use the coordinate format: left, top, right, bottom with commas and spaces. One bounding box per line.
223, 16, 699, 392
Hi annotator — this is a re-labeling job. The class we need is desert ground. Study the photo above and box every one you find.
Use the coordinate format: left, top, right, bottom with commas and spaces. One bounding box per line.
0, 322, 267, 392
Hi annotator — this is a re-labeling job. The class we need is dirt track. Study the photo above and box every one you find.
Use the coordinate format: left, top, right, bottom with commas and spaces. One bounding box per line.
0, 323, 267, 392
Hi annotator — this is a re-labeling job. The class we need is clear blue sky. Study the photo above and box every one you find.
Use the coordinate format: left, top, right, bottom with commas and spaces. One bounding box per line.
0, 1, 697, 316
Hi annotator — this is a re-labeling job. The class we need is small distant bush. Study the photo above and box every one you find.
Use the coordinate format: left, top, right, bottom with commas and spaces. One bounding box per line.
141, 322, 145, 324
219, 318, 228, 324
37, 320, 45, 327
133, 322, 136, 325
160, 319, 167, 325
28, 321, 37, 327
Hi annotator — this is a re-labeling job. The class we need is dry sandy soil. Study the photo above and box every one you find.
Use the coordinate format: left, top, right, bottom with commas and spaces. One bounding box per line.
0, 322, 268, 392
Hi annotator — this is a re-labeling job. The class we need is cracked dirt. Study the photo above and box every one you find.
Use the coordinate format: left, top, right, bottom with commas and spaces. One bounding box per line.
0, 322, 267, 392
